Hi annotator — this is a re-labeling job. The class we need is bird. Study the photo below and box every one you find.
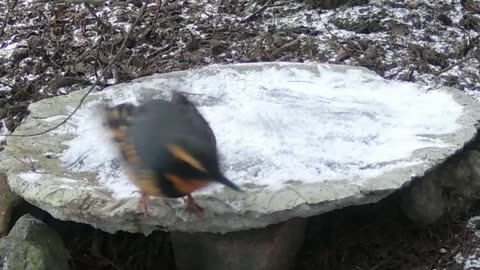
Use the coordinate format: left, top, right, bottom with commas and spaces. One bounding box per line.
102, 91, 241, 216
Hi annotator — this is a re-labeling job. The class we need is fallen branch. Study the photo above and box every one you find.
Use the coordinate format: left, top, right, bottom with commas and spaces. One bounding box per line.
323, 22, 362, 64
433, 50, 479, 76
145, 0, 163, 39
51, 0, 106, 4
85, 3, 110, 30
270, 38, 301, 59
7, 3, 148, 137
0, 80, 14, 89
240, 0, 295, 23
240, 0, 273, 23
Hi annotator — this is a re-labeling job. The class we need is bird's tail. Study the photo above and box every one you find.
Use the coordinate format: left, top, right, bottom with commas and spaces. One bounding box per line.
218, 175, 242, 192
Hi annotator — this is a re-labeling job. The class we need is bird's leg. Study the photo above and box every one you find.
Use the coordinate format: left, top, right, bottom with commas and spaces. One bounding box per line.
184, 194, 204, 217
139, 192, 149, 217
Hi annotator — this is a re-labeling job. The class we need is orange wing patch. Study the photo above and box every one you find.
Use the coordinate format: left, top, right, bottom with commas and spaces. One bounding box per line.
164, 174, 210, 194
166, 144, 207, 173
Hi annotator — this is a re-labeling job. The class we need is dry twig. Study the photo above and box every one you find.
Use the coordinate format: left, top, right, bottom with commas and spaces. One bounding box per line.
85, 2, 110, 30
6, 2, 148, 137
433, 50, 479, 76
0, 80, 14, 89
0, 0, 19, 37
51, 0, 106, 4
240, 0, 295, 23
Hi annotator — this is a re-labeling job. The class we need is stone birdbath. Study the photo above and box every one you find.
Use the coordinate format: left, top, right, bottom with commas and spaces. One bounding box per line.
1, 63, 479, 270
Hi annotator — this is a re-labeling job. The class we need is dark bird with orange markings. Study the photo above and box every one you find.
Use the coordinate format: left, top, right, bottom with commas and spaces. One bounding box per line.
103, 91, 241, 216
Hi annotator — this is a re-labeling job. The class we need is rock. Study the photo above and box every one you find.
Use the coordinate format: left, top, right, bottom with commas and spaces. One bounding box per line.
335, 47, 351, 62
11, 48, 29, 63
401, 173, 445, 224
398, 69, 414, 82
438, 14, 453, 26
0, 171, 20, 236
401, 149, 480, 224
406, 0, 421, 8
461, 13, 480, 32
331, 9, 387, 34
390, 23, 410, 37
172, 218, 306, 270
364, 45, 378, 60
0, 214, 70, 270
461, 0, 480, 13
1, 62, 480, 234
421, 48, 449, 68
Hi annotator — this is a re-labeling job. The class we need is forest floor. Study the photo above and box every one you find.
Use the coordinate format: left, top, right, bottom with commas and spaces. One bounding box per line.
1, 0, 480, 269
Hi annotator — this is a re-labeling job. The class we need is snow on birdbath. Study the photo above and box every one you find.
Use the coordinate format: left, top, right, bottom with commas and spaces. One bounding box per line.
1, 62, 479, 234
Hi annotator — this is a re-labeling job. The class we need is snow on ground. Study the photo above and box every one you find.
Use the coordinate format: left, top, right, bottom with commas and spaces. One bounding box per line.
0, 120, 9, 146
1, 257, 8, 270
260, 0, 480, 91
58, 64, 463, 198
455, 216, 480, 270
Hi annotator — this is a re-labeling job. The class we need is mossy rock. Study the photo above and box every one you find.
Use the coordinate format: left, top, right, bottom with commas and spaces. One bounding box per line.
0, 214, 69, 270
0, 241, 51, 270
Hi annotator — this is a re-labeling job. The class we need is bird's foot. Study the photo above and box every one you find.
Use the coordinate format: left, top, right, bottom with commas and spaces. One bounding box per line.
140, 192, 149, 217
184, 194, 204, 217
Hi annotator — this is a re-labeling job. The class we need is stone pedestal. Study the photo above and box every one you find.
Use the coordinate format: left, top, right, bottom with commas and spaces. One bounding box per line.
171, 218, 306, 270
0, 171, 20, 236
401, 149, 480, 224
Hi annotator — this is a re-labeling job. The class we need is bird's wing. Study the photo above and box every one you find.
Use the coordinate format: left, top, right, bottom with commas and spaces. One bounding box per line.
171, 91, 217, 148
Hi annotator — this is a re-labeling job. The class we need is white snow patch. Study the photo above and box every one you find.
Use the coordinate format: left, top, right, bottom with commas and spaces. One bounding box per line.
0, 119, 9, 142
58, 64, 463, 198
43, 115, 67, 122
467, 215, 480, 239
0, 42, 18, 59
56, 177, 77, 183
466, 90, 480, 103
1, 256, 8, 270
18, 172, 42, 183
456, 248, 480, 270
455, 216, 480, 269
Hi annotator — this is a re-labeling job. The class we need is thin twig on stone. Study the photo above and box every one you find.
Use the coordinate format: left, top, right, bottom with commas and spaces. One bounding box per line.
7, 3, 148, 137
